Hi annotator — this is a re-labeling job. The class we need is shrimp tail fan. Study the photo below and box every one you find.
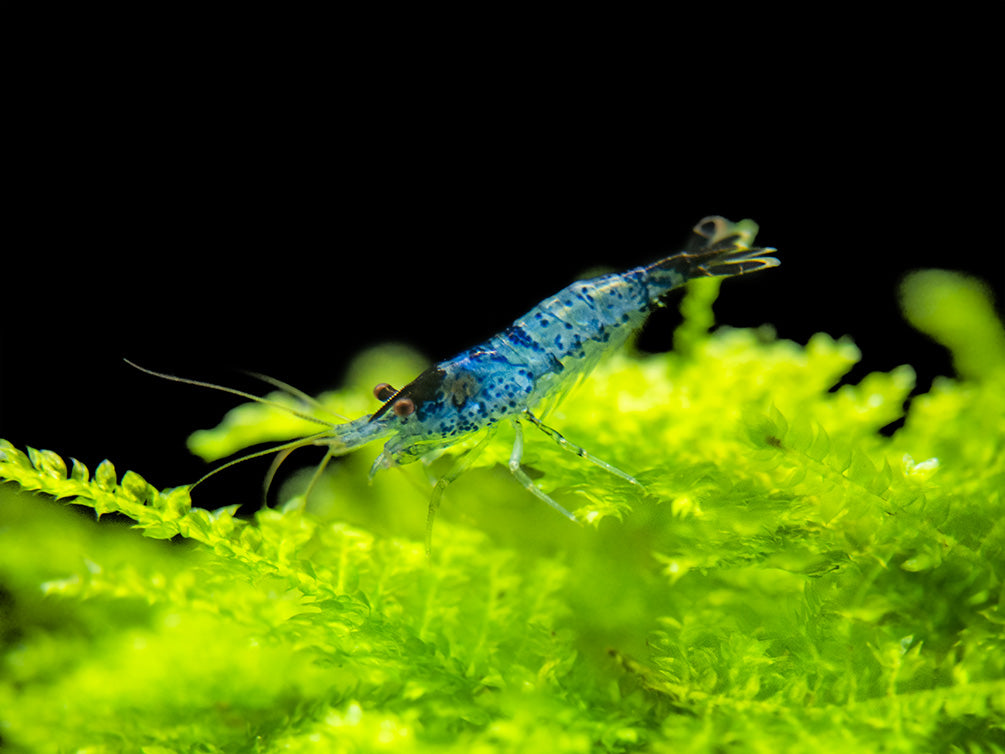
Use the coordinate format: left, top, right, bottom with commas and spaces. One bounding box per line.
691, 244, 781, 277
682, 214, 779, 277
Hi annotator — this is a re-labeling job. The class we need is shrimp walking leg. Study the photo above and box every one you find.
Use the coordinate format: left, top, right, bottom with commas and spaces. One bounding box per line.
508, 418, 579, 522
425, 426, 499, 556
522, 411, 641, 488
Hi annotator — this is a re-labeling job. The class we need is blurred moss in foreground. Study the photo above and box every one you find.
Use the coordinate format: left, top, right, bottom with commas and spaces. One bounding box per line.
2, 269, 1004, 753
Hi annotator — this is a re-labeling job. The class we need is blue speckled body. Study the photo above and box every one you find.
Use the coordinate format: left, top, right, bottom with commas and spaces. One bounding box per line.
324, 216, 778, 483
378, 268, 658, 462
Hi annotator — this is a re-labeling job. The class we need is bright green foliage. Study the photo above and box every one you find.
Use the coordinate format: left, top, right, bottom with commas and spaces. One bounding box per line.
2, 273, 1004, 752
900, 269, 1005, 380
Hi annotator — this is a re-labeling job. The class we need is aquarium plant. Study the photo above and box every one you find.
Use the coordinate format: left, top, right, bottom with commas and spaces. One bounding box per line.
1, 270, 1003, 752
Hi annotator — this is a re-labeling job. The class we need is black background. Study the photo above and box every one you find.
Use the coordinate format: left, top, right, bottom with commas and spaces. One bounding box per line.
3, 41, 1002, 510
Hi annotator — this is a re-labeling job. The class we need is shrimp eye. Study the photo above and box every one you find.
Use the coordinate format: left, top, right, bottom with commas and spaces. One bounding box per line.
373, 382, 397, 401
392, 397, 415, 417
696, 216, 725, 240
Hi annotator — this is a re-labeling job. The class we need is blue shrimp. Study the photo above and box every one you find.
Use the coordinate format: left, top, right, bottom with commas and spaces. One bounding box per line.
137, 216, 778, 553
303, 216, 777, 551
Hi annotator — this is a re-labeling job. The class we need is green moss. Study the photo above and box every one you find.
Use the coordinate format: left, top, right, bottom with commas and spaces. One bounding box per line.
2, 272, 1003, 752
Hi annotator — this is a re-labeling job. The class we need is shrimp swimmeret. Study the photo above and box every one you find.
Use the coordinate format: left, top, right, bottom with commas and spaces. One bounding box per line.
137, 216, 779, 553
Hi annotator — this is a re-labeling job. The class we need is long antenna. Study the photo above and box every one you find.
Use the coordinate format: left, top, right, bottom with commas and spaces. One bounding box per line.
242, 370, 349, 422
124, 359, 338, 429
187, 430, 335, 491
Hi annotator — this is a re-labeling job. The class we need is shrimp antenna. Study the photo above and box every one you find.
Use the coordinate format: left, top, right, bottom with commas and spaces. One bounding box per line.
125, 359, 350, 504
188, 430, 335, 491
123, 359, 340, 428
242, 370, 349, 423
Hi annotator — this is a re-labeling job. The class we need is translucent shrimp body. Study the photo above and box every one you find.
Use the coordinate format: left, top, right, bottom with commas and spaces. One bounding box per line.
315, 216, 779, 551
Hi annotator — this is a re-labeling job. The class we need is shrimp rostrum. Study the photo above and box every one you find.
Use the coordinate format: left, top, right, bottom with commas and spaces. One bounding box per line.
143, 216, 778, 553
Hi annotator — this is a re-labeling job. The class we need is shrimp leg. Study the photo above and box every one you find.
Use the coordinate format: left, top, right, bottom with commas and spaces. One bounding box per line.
522, 410, 641, 488
427, 415, 610, 554
425, 426, 499, 556
508, 417, 579, 522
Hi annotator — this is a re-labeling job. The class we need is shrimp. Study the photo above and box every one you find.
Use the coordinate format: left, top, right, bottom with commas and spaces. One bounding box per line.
137, 216, 779, 554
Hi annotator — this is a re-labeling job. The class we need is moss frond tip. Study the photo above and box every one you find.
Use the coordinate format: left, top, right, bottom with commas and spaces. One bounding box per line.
900, 268, 1005, 379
